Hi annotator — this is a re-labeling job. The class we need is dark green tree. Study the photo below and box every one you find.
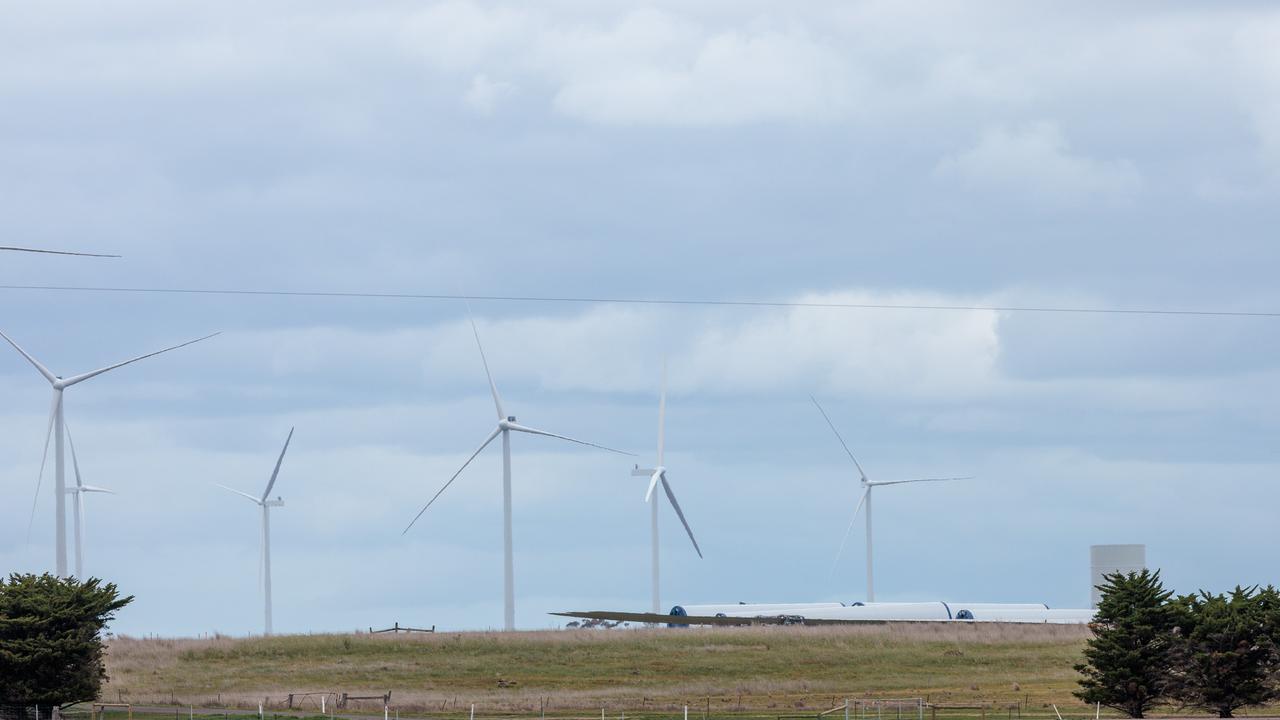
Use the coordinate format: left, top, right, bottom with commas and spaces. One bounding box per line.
1074, 569, 1185, 718
1254, 585, 1280, 643
0, 573, 133, 706
1167, 586, 1280, 718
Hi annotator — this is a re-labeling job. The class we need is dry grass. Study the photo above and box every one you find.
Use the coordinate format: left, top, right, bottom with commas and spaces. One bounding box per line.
104, 623, 1093, 714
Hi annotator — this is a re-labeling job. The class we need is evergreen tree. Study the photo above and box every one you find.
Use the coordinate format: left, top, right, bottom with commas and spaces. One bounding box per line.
1074, 569, 1184, 718
0, 573, 133, 706
1167, 586, 1280, 718
1254, 585, 1280, 643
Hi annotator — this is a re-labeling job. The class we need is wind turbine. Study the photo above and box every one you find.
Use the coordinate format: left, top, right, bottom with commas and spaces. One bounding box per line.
217, 427, 294, 636
631, 359, 702, 614
404, 315, 632, 631
811, 396, 970, 602
65, 424, 115, 579
0, 329, 219, 577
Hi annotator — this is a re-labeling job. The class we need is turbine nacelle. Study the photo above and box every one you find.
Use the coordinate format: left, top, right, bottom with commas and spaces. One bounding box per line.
632, 465, 669, 503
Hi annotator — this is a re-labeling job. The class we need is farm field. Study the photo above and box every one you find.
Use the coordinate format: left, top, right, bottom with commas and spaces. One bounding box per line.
104, 623, 1097, 716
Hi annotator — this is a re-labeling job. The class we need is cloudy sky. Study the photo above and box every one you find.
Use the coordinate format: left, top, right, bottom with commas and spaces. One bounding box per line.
3, 1, 1280, 636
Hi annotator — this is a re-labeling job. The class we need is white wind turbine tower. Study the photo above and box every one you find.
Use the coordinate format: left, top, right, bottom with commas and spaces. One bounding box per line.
0, 329, 219, 577
631, 359, 702, 614
65, 424, 115, 579
811, 396, 970, 602
217, 427, 294, 636
404, 316, 632, 631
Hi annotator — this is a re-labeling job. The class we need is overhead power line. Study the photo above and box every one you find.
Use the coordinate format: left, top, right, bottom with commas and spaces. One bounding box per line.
0, 246, 121, 258
0, 283, 1274, 318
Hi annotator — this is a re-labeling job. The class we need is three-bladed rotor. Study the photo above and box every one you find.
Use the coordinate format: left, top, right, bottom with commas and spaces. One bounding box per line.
404, 315, 632, 535
215, 427, 294, 636
217, 427, 294, 508
811, 396, 970, 599
632, 358, 702, 558
403, 312, 633, 631
1, 328, 220, 576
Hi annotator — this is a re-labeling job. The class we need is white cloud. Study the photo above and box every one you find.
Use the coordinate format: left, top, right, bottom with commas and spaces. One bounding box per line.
402, 4, 855, 126
202, 291, 999, 399
1232, 17, 1280, 174
463, 73, 514, 115
933, 122, 1143, 202
550, 22, 855, 126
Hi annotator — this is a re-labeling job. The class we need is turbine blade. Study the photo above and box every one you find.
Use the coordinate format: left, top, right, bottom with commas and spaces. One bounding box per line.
261, 427, 294, 501
0, 245, 120, 258
506, 422, 634, 456
659, 473, 702, 558
79, 485, 115, 494
872, 476, 972, 486
216, 483, 263, 504
403, 427, 501, 535
0, 329, 57, 384
60, 332, 220, 388
827, 487, 869, 581
657, 356, 667, 465
26, 393, 57, 542
468, 311, 505, 421
644, 470, 661, 503
65, 421, 85, 490
810, 395, 868, 481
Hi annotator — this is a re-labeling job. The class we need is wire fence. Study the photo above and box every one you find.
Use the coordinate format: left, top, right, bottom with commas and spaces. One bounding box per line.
36, 698, 1146, 720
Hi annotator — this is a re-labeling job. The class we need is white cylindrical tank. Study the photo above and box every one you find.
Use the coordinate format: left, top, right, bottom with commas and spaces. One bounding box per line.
1090, 544, 1146, 608
670, 602, 844, 617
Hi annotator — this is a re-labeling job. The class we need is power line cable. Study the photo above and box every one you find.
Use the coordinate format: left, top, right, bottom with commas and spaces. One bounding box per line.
0, 283, 1275, 318
0, 247, 120, 258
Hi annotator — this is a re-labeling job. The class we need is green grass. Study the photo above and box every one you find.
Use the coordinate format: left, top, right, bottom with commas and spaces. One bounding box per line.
104, 624, 1095, 715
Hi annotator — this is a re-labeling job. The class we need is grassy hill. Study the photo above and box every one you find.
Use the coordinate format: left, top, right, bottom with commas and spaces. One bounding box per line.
104, 623, 1094, 716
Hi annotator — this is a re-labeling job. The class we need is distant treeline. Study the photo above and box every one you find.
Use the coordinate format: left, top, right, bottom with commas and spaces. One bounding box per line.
1076, 570, 1280, 718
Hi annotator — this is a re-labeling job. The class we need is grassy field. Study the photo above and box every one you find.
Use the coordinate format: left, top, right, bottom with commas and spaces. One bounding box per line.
104, 623, 1098, 716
